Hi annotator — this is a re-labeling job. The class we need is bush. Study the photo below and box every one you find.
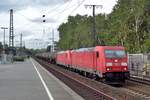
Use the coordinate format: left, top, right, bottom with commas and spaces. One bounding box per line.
13, 56, 25, 61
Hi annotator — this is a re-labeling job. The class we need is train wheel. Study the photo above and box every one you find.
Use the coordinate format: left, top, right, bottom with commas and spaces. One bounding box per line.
95, 75, 100, 81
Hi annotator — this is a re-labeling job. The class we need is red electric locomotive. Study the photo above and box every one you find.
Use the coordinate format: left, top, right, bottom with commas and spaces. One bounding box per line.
56, 50, 71, 66
56, 46, 129, 83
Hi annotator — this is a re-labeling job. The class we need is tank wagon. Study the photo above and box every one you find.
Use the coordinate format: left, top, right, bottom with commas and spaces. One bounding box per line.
36, 52, 56, 64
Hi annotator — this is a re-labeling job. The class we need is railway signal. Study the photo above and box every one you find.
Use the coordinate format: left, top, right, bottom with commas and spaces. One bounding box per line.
42, 15, 46, 22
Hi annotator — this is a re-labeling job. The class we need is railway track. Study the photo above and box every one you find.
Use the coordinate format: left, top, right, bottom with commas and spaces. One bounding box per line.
119, 75, 150, 100
129, 76, 150, 85
35, 58, 148, 100
35, 58, 114, 100
123, 80, 150, 100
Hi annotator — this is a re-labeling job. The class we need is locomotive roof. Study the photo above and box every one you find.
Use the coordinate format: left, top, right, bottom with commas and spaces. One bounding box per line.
72, 47, 94, 52
57, 46, 125, 53
72, 46, 125, 52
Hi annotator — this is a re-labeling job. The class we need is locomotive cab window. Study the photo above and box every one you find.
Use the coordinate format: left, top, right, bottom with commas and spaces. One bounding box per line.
105, 50, 126, 58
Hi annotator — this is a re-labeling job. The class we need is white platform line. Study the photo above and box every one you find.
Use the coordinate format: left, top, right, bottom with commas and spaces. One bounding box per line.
31, 59, 54, 100
35, 60, 85, 100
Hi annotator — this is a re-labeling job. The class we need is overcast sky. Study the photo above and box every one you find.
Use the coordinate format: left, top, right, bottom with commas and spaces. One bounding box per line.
0, 0, 117, 49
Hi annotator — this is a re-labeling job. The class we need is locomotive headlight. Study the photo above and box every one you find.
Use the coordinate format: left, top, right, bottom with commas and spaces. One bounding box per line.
124, 67, 127, 71
121, 62, 127, 66
106, 67, 111, 71
106, 62, 112, 66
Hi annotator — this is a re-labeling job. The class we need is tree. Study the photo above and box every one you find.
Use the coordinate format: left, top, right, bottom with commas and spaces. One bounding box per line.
57, 0, 150, 53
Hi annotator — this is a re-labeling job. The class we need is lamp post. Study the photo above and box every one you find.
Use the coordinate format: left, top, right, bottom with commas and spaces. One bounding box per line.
1, 27, 8, 54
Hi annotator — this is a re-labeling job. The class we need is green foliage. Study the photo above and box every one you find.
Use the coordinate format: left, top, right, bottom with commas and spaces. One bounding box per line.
57, 0, 150, 53
58, 15, 94, 50
13, 56, 25, 61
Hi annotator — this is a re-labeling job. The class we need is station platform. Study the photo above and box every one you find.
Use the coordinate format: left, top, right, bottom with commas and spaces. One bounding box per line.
0, 58, 84, 100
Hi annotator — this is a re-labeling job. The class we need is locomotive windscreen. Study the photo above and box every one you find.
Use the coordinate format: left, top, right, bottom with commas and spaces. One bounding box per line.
105, 50, 126, 58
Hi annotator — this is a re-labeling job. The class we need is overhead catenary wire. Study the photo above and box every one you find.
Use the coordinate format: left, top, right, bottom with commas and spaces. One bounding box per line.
46, 0, 75, 18
15, 12, 56, 42
44, 0, 74, 16
69, 0, 86, 15
56, 0, 86, 22
45, 3, 68, 16
14, 13, 50, 42
15, 1, 74, 28
15, 0, 81, 27
13, 0, 86, 42
15, 12, 50, 29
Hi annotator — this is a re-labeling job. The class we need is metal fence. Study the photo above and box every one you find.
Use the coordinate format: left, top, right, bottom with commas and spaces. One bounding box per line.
128, 54, 150, 79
